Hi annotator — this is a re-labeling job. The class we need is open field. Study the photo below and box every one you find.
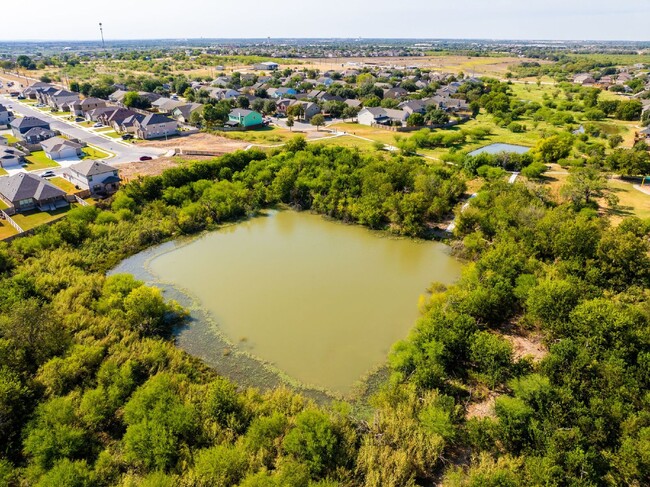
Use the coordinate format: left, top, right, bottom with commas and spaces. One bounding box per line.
303, 55, 551, 77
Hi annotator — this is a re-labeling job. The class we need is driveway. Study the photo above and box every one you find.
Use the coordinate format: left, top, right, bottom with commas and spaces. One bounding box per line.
0, 94, 167, 165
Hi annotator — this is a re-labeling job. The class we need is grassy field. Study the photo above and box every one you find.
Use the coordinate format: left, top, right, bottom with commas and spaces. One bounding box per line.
605, 179, 650, 222
311, 135, 377, 151
24, 151, 59, 171
216, 126, 297, 145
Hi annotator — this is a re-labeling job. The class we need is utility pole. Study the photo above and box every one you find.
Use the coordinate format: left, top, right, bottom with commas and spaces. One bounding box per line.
99, 22, 105, 49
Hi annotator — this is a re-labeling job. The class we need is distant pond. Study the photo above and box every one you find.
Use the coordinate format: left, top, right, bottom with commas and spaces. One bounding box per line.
468, 143, 531, 156
111, 210, 462, 396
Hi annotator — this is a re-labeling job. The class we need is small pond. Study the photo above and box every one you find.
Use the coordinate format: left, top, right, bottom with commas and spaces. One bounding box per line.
111, 210, 462, 395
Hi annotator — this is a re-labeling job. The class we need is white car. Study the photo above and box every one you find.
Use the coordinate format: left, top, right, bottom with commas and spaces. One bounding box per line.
93, 122, 103, 128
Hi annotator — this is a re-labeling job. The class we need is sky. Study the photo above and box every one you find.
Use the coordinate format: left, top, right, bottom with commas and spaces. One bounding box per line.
1, 0, 648, 42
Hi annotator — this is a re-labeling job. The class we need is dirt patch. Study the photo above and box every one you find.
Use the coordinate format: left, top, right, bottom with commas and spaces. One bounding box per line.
503, 332, 548, 362
466, 393, 498, 420
118, 157, 204, 181
139, 133, 249, 152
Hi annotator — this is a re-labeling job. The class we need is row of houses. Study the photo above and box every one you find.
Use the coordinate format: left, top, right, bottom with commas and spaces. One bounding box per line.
23, 83, 181, 140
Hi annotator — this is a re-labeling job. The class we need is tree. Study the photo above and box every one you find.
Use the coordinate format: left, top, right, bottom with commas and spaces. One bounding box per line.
237, 96, 250, 109
608, 134, 624, 149
520, 161, 548, 180
561, 166, 607, 207
406, 113, 425, 127
311, 114, 325, 131
283, 410, 340, 477
286, 115, 295, 132
123, 92, 151, 110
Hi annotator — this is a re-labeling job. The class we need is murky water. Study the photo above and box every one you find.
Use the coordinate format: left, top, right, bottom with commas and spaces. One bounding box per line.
117, 211, 461, 395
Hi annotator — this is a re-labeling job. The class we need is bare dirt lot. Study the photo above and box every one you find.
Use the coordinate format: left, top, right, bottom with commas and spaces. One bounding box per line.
138, 133, 249, 153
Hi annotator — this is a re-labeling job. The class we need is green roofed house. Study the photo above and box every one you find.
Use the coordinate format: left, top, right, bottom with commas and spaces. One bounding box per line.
227, 109, 263, 128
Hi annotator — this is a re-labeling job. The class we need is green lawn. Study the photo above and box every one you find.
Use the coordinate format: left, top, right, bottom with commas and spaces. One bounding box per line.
2, 134, 19, 144
0, 168, 7, 177
11, 205, 75, 231
82, 146, 110, 159
24, 151, 59, 171
0, 221, 18, 240
49, 177, 77, 194
605, 179, 650, 222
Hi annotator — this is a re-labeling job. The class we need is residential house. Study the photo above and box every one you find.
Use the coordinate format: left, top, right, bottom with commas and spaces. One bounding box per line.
573, 73, 596, 85
384, 87, 409, 99
253, 61, 279, 71
109, 90, 129, 103
358, 107, 408, 126
209, 88, 240, 101
0, 172, 69, 212
269, 87, 297, 99
40, 137, 84, 160
288, 101, 321, 121
0, 146, 26, 167
171, 103, 204, 123
399, 99, 428, 116
101, 108, 138, 130
118, 114, 145, 134
22, 82, 53, 99
68, 97, 107, 117
316, 77, 334, 87
0, 104, 15, 126
86, 106, 118, 122
22, 127, 56, 145
134, 113, 178, 139
151, 97, 185, 114
227, 109, 263, 128
66, 160, 120, 195
10, 117, 50, 139
48, 90, 80, 111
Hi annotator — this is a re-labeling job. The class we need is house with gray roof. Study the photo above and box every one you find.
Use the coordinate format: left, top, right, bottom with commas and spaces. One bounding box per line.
40, 137, 84, 160
0, 173, 68, 212
0, 104, 15, 126
66, 160, 120, 195
68, 97, 107, 117
357, 107, 408, 126
23, 127, 56, 145
134, 113, 178, 139
0, 146, 26, 167
10, 117, 50, 139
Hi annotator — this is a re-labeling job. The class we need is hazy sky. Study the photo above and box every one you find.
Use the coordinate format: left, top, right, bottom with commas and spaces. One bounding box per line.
1, 0, 648, 41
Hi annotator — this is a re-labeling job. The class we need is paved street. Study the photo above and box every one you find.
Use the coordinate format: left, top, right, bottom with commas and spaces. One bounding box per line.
0, 94, 167, 166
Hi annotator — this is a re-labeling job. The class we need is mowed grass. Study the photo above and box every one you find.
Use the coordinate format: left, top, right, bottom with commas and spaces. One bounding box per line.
310, 135, 377, 151
82, 146, 110, 159
0, 221, 18, 240
49, 177, 77, 193
217, 126, 296, 145
2, 134, 19, 144
25, 151, 59, 171
10, 205, 75, 231
605, 179, 650, 222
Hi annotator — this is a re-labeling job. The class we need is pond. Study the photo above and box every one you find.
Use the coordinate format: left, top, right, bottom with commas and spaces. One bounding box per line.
468, 143, 531, 156
112, 211, 462, 396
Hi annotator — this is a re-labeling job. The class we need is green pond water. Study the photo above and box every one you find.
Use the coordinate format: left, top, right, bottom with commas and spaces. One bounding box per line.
116, 210, 462, 395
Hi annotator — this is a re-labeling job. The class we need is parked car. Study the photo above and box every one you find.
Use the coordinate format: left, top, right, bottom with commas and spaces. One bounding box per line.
121, 134, 133, 140
139, 156, 152, 161
93, 122, 103, 128
41, 171, 55, 178
75, 117, 84, 122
